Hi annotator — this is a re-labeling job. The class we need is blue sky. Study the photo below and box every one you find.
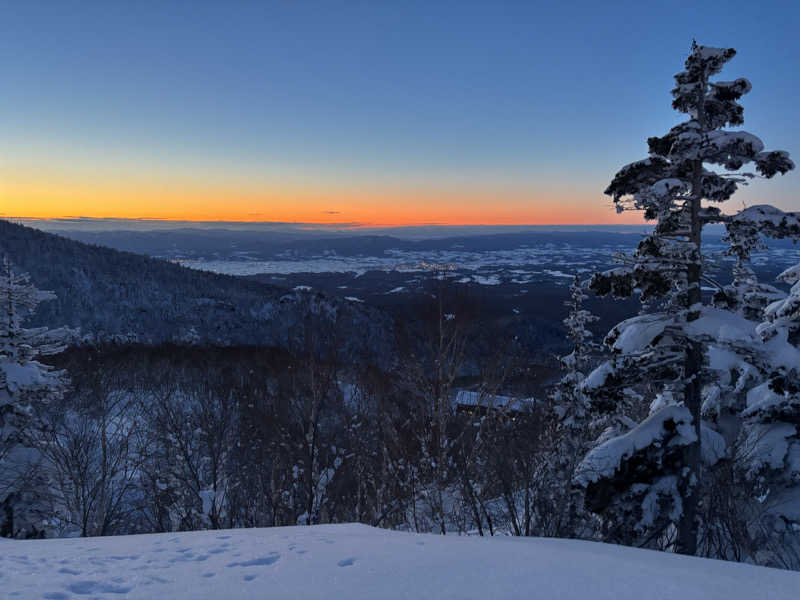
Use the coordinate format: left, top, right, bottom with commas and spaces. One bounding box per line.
2, 1, 798, 223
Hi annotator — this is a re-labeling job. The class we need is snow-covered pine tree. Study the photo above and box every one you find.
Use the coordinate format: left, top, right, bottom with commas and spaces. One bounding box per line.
576, 43, 794, 555
0, 256, 71, 537
737, 247, 800, 567
697, 208, 797, 442
546, 275, 599, 536
561, 275, 598, 389
715, 206, 789, 321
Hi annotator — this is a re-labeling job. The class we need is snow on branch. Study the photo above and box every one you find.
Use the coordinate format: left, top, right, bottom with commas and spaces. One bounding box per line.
731, 205, 800, 239
575, 405, 697, 487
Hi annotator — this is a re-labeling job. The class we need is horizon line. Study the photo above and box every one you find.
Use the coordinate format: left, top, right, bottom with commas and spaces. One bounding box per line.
4, 215, 650, 229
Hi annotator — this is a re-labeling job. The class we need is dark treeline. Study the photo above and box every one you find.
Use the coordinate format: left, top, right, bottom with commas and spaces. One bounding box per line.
1, 263, 564, 540
28, 319, 555, 540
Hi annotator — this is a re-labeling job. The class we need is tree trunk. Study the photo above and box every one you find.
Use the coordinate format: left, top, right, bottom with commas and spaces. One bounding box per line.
677, 80, 707, 555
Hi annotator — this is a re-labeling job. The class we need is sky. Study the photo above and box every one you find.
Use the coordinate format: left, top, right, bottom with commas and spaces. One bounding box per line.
2, 0, 799, 226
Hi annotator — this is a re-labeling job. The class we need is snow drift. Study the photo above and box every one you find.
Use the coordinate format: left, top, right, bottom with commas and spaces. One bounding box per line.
1, 524, 798, 599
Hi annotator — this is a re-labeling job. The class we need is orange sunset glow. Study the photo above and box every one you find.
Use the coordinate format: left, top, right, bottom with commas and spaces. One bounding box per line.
2, 171, 632, 226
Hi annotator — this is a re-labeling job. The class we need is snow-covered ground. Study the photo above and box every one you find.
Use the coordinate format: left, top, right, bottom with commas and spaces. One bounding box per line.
1, 524, 797, 599
177, 245, 622, 278
178, 244, 799, 276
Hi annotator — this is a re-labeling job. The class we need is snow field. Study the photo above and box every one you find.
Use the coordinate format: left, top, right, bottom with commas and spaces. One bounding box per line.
1, 524, 798, 600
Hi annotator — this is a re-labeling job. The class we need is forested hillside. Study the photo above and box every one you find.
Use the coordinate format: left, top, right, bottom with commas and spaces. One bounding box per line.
0, 219, 393, 359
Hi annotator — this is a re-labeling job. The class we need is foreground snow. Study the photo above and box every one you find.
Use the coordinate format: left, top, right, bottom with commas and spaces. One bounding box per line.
2, 524, 797, 599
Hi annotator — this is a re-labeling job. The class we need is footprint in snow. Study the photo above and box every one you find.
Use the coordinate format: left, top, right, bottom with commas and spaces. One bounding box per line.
243, 575, 257, 581
337, 557, 356, 567
58, 568, 81, 575
227, 554, 280, 568
66, 580, 133, 595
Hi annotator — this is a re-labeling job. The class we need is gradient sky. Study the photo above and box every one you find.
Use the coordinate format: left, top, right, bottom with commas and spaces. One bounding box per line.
2, 1, 799, 225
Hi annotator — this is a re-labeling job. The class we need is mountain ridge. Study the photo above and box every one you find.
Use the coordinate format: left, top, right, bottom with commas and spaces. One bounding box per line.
0, 219, 393, 359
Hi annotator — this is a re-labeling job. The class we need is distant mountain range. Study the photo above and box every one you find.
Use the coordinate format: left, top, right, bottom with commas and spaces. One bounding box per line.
36, 228, 654, 261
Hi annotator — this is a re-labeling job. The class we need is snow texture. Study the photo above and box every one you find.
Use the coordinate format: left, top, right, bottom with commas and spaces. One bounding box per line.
734, 205, 800, 229
1, 523, 797, 600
